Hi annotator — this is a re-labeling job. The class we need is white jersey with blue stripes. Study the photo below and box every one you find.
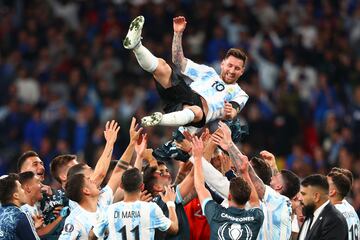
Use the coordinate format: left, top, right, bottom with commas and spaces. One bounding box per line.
94, 200, 171, 240
59, 185, 113, 240
257, 186, 292, 240
183, 59, 249, 123
335, 199, 360, 240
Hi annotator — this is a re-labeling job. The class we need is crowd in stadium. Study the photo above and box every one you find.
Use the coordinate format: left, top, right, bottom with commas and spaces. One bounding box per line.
0, 0, 360, 239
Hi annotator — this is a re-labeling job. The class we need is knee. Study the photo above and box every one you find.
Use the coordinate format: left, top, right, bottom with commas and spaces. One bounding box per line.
186, 106, 203, 121
156, 58, 171, 76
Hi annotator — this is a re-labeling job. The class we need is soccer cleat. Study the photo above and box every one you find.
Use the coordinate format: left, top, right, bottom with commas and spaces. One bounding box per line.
141, 112, 163, 127
123, 15, 145, 49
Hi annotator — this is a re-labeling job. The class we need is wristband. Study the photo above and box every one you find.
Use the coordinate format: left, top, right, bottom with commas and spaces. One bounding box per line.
166, 201, 175, 208
116, 163, 128, 170
119, 160, 129, 166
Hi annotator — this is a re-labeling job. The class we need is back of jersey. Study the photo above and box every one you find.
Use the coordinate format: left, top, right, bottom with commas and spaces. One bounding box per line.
335, 200, 360, 240
103, 201, 171, 240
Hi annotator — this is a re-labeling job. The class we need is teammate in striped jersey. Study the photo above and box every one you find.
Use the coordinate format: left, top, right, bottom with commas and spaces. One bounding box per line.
93, 168, 178, 239
328, 170, 360, 240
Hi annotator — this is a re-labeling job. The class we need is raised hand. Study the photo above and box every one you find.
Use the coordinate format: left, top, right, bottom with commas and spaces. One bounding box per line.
173, 16, 187, 33
104, 120, 120, 144
135, 133, 148, 158
191, 136, 204, 160
129, 117, 143, 144
259, 150, 276, 169
238, 153, 249, 175
211, 121, 232, 151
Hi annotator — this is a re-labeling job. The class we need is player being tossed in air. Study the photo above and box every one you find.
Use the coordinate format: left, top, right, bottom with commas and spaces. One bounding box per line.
123, 16, 249, 131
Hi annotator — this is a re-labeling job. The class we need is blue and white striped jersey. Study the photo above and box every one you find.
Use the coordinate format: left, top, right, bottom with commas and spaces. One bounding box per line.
183, 59, 248, 123
335, 199, 360, 240
257, 186, 292, 240
94, 200, 171, 240
58, 185, 113, 240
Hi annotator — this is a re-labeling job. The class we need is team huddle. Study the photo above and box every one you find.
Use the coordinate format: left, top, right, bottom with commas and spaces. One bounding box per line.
0, 15, 358, 240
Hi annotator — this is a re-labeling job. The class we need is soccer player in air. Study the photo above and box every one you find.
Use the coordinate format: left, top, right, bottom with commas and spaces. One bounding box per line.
93, 168, 179, 239
191, 136, 264, 240
123, 16, 248, 130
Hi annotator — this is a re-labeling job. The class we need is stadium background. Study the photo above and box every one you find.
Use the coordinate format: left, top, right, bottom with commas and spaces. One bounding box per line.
0, 0, 359, 215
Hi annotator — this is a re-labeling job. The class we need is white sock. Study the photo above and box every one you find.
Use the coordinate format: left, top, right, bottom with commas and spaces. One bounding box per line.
159, 108, 195, 126
133, 43, 159, 73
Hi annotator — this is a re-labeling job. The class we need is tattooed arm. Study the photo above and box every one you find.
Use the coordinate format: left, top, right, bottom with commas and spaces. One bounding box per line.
172, 16, 188, 72
212, 122, 266, 199
91, 120, 120, 187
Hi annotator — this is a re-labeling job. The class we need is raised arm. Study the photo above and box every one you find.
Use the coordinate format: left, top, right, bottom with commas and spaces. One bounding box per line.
160, 186, 179, 234
92, 120, 120, 187
172, 16, 188, 72
260, 150, 279, 176
134, 133, 148, 171
238, 154, 260, 207
192, 136, 212, 205
107, 117, 142, 193
212, 121, 266, 199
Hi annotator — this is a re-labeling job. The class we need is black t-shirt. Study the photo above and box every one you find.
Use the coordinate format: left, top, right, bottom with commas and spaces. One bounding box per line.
204, 199, 264, 240
152, 192, 190, 240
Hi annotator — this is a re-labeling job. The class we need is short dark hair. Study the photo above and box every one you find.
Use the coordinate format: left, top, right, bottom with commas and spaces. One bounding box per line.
328, 172, 351, 198
50, 154, 77, 183
67, 163, 87, 179
19, 171, 36, 185
225, 48, 247, 66
330, 167, 353, 186
157, 161, 166, 167
301, 174, 329, 194
17, 151, 39, 172
229, 177, 251, 205
0, 173, 20, 204
280, 169, 300, 199
65, 173, 85, 203
143, 165, 158, 195
121, 168, 143, 193
250, 157, 272, 185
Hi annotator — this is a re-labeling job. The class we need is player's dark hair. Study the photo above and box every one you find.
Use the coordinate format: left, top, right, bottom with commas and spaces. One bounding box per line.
19, 171, 36, 185
330, 167, 353, 186
65, 173, 85, 203
50, 154, 77, 183
225, 48, 247, 66
229, 177, 251, 205
0, 173, 20, 204
67, 163, 87, 179
280, 169, 300, 199
250, 157, 272, 185
121, 168, 143, 193
301, 174, 329, 194
17, 151, 39, 172
157, 161, 166, 166
328, 172, 351, 199
143, 165, 158, 196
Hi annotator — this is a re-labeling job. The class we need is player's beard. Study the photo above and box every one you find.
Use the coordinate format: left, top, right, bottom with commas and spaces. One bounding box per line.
301, 202, 316, 218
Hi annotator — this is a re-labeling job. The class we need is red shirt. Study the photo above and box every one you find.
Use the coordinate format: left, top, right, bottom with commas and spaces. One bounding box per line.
184, 198, 211, 240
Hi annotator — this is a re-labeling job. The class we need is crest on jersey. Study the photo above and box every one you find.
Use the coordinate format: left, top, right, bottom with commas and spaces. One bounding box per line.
218, 223, 252, 240
64, 223, 74, 232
